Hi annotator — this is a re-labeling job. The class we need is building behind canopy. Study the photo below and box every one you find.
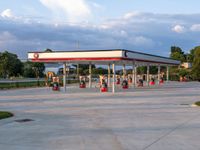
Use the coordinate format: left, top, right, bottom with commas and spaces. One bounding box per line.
28, 49, 180, 93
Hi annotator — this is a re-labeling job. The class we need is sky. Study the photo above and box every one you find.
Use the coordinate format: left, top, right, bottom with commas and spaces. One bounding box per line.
0, 0, 200, 59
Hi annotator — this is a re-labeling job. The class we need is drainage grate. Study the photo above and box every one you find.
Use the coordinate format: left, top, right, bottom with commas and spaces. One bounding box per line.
15, 119, 34, 123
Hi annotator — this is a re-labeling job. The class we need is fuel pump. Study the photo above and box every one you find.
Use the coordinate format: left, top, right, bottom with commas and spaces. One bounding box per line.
116, 75, 120, 84
128, 74, 132, 84
138, 79, 144, 87
52, 76, 60, 91
150, 78, 155, 85
99, 75, 108, 92
122, 78, 128, 89
79, 76, 86, 88
159, 77, 164, 84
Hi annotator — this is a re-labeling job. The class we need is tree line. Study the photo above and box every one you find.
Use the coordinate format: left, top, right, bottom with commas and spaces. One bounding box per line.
0, 51, 45, 78
170, 46, 200, 81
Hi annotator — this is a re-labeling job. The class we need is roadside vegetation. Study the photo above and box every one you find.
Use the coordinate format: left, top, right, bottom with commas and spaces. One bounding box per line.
0, 111, 13, 120
194, 101, 200, 106
169, 46, 200, 81
0, 81, 46, 89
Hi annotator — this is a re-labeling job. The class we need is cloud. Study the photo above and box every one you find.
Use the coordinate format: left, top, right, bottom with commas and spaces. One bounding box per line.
0, 31, 17, 51
0, 31, 16, 41
123, 11, 141, 20
129, 36, 154, 47
171, 25, 185, 33
90, 2, 103, 9
190, 24, 200, 32
1, 11, 200, 59
39, 0, 91, 22
0, 9, 14, 18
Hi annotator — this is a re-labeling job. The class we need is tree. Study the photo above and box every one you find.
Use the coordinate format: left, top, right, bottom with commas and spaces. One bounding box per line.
0, 51, 23, 78
92, 67, 108, 75
178, 68, 189, 77
170, 46, 186, 62
23, 61, 35, 77
192, 46, 200, 80
149, 66, 158, 74
137, 66, 146, 75
23, 61, 45, 78
44, 48, 53, 52
73, 64, 95, 75
187, 46, 199, 63
32, 62, 45, 78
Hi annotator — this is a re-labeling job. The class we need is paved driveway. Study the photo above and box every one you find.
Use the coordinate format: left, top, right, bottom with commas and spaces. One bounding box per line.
0, 82, 200, 150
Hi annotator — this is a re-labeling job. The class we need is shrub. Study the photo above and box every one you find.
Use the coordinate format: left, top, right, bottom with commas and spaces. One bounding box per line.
0, 111, 13, 120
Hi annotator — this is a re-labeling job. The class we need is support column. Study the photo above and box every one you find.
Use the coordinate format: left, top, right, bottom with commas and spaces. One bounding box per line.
77, 64, 79, 79
167, 66, 169, 83
89, 62, 92, 88
147, 65, 150, 86
108, 64, 111, 87
158, 65, 161, 84
134, 65, 137, 87
63, 62, 67, 92
122, 64, 126, 80
132, 62, 135, 87
112, 63, 116, 93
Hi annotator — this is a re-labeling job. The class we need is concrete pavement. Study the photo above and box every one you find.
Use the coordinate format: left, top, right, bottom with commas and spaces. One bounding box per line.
0, 82, 200, 150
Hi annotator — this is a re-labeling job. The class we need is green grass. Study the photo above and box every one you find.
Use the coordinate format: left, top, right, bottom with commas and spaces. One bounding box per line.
0, 80, 80, 90
0, 81, 46, 89
0, 111, 13, 120
194, 101, 200, 106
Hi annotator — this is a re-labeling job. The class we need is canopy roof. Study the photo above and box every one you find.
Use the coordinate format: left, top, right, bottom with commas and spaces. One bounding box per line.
28, 49, 180, 66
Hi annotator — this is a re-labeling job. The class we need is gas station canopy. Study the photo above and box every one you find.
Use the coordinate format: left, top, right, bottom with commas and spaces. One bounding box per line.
28, 49, 180, 93
28, 49, 180, 66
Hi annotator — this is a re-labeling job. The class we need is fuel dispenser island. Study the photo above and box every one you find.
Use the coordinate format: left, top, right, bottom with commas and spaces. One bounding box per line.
128, 74, 132, 84
79, 76, 86, 88
149, 78, 155, 85
99, 75, 108, 92
52, 76, 60, 91
137, 79, 144, 87
116, 75, 121, 85
46, 71, 55, 87
46, 72, 60, 91
159, 77, 164, 85
122, 77, 128, 89
159, 72, 165, 84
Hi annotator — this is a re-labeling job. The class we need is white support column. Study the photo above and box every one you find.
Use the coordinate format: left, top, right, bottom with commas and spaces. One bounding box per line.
77, 64, 79, 79
108, 64, 111, 87
134, 65, 137, 87
132, 62, 135, 87
123, 64, 126, 80
158, 65, 161, 84
89, 62, 92, 88
112, 63, 116, 93
63, 62, 67, 92
167, 66, 169, 83
147, 65, 150, 86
